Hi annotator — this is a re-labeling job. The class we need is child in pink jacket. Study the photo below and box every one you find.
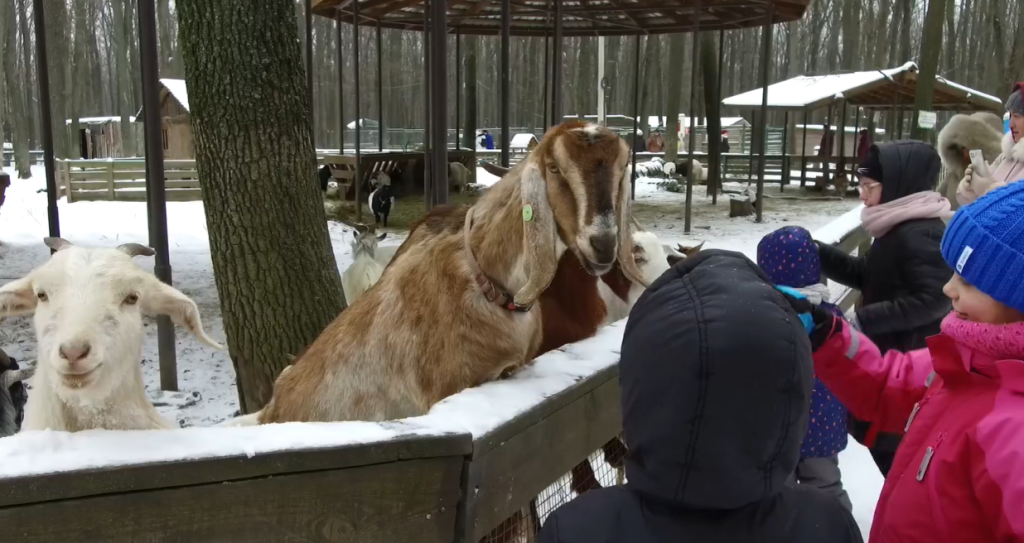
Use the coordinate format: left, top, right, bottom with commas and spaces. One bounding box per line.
786, 181, 1024, 543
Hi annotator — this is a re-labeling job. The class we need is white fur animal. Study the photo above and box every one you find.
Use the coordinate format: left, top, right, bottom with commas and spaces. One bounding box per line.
449, 161, 472, 193
341, 225, 387, 305
599, 233, 702, 324
0, 238, 222, 432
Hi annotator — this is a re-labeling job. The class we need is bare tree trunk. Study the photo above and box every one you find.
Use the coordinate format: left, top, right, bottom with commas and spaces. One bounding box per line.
157, 0, 180, 76
943, 0, 957, 76
177, 0, 346, 413
898, 0, 913, 64
910, 0, 946, 141
7, 0, 30, 178
663, 34, 685, 163
69, 0, 90, 159
701, 32, 721, 198
111, 0, 135, 157
1011, 0, 1024, 89
18, 0, 37, 152
988, 0, 1005, 93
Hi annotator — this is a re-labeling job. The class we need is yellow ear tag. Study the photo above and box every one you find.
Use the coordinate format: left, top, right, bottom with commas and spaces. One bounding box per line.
522, 204, 534, 222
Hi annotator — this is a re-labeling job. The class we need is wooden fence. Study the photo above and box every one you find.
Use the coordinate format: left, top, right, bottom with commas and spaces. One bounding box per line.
0, 217, 867, 543
56, 159, 200, 203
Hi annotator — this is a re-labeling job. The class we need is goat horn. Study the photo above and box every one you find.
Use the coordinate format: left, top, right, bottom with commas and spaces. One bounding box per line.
117, 243, 157, 258
630, 215, 645, 232
43, 237, 74, 252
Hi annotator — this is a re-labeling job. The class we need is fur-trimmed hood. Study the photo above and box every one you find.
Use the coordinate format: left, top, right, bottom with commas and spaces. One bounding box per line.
937, 113, 1004, 173
1001, 130, 1024, 163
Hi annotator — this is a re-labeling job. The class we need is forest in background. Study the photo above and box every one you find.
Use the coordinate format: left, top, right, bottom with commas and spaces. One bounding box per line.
2, 0, 1023, 160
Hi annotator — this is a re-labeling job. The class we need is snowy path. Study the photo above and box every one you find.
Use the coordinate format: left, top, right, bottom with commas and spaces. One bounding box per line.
0, 165, 883, 538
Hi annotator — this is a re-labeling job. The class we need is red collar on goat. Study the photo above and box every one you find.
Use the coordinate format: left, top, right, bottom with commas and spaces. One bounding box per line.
463, 205, 533, 312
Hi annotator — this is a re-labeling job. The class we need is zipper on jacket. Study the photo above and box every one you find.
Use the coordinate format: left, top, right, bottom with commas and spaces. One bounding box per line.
917, 432, 945, 482
904, 394, 931, 433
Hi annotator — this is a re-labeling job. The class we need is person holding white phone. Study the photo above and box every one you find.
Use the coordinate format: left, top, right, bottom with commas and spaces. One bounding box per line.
958, 82, 1024, 205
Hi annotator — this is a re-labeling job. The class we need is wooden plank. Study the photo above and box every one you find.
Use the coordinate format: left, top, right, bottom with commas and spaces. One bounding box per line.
70, 180, 201, 191
0, 432, 471, 507
1, 456, 464, 543
106, 162, 115, 199
459, 374, 621, 542
70, 189, 204, 202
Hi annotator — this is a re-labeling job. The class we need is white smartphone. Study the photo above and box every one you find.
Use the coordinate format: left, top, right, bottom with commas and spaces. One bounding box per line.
969, 149, 989, 176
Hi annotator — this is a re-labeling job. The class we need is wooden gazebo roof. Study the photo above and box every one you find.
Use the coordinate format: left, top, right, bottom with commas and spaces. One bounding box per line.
311, 0, 813, 36
722, 62, 1005, 113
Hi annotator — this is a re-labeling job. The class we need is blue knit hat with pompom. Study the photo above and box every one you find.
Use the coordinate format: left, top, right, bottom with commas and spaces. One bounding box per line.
941, 181, 1024, 313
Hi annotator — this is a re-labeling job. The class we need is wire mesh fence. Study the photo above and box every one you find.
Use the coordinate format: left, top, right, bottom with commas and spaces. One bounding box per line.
479, 436, 628, 543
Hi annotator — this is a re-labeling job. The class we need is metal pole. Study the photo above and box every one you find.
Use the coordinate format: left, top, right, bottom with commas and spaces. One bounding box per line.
543, 29, 550, 129
597, 36, 606, 124
551, 0, 563, 125
852, 107, 861, 161
430, 0, 449, 206
377, 22, 384, 151
138, 0, 177, 391
31, 0, 60, 240
685, 5, 701, 234
800, 108, 808, 187
713, 28, 724, 204
780, 110, 789, 192
305, 0, 314, 116
630, 33, 641, 201
337, 18, 345, 152
456, 29, 461, 148
423, 0, 431, 210
354, 1, 362, 222
500, 0, 511, 167
755, 4, 774, 223
838, 100, 847, 177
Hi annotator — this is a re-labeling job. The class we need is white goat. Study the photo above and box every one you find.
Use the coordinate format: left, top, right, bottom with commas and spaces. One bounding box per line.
341, 225, 387, 305
599, 232, 702, 324
0, 238, 222, 432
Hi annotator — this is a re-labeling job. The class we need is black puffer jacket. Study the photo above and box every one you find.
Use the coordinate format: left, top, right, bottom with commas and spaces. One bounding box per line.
818, 141, 952, 474
538, 251, 863, 543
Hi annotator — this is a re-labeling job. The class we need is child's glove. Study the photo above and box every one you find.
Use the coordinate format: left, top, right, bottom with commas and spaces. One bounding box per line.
775, 286, 843, 352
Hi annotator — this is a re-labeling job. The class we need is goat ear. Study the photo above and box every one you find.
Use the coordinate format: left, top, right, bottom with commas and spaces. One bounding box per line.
142, 278, 224, 350
679, 241, 705, 257
117, 243, 156, 258
377, 233, 387, 241
0, 276, 37, 317
513, 161, 558, 308
616, 167, 648, 287
43, 237, 73, 252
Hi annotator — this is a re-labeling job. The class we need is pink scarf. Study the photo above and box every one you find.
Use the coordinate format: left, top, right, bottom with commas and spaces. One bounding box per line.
941, 313, 1024, 361
861, 191, 952, 238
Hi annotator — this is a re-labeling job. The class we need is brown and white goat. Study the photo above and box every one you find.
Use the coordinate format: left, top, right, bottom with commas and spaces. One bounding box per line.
255, 122, 647, 424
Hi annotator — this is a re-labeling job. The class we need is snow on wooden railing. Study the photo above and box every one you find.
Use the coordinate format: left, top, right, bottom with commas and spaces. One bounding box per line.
813, 204, 870, 311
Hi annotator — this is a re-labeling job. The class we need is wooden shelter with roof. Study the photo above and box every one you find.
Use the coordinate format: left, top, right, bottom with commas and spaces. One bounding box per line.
135, 78, 194, 160
721, 62, 1004, 189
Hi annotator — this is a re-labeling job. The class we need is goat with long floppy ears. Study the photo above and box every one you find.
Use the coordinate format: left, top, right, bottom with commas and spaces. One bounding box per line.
255, 122, 647, 424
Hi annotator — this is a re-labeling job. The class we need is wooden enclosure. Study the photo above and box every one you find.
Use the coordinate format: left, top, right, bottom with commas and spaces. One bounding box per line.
0, 217, 867, 543
56, 159, 200, 202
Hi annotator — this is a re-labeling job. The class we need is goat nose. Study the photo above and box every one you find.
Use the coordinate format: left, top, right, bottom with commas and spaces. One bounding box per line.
589, 234, 617, 263
59, 342, 91, 364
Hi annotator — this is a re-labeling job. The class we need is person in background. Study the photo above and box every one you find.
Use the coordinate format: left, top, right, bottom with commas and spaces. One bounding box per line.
758, 226, 851, 512
538, 251, 863, 543
482, 129, 496, 150
958, 82, 1024, 204
856, 128, 872, 164
633, 129, 647, 153
817, 141, 952, 476
647, 130, 665, 153
720, 130, 731, 153
785, 181, 1024, 543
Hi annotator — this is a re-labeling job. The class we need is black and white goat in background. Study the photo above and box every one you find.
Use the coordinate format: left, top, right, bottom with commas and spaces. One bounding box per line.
0, 348, 33, 437
368, 174, 396, 227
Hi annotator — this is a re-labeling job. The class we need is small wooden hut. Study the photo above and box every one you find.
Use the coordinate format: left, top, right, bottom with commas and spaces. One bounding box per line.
136, 79, 194, 159
66, 117, 141, 159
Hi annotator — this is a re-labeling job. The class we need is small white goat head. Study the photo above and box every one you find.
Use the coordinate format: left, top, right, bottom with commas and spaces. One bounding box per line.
351, 223, 387, 254
0, 238, 222, 401
512, 122, 647, 308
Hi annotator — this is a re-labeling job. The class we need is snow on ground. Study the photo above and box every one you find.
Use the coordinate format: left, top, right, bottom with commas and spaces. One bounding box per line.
0, 164, 883, 538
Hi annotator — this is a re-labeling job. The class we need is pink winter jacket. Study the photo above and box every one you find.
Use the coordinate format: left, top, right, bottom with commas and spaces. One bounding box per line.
957, 131, 1024, 205
814, 312, 1024, 543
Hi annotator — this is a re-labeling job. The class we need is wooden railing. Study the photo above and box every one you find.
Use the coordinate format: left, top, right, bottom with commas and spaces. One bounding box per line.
56, 159, 200, 203
813, 205, 871, 311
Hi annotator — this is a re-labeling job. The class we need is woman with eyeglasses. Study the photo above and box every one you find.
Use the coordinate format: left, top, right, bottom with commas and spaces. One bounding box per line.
816, 141, 954, 477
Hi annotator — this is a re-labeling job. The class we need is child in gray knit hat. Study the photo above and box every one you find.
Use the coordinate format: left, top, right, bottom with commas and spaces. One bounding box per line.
958, 82, 1024, 205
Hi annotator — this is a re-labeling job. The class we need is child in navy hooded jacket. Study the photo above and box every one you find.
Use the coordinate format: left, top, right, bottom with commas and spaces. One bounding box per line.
758, 226, 851, 511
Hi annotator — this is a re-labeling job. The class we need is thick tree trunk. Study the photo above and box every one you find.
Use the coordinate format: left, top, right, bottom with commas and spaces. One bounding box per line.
463, 35, 478, 149
701, 32, 722, 198
663, 34, 685, 163
943, 0, 957, 77
911, 0, 946, 141
177, 0, 346, 413
18, 0, 36, 153
6, 0, 30, 178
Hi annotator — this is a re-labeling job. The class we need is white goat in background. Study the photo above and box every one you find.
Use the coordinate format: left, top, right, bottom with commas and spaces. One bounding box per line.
0, 238, 222, 432
341, 225, 387, 305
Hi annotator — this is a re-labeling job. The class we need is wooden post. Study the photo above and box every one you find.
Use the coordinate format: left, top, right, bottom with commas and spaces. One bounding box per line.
108, 162, 116, 199
551, 0, 563, 125
630, 33, 640, 200
430, 0, 449, 206
31, 0, 61, 240
455, 29, 461, 148
337, 18, 344, 152
837, 100, 847, 176
377, 21, 384, 152
754, 4, 774, 223
712, 28, 724, 205
852, 106, 861, 163
500, 0, 511, 168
